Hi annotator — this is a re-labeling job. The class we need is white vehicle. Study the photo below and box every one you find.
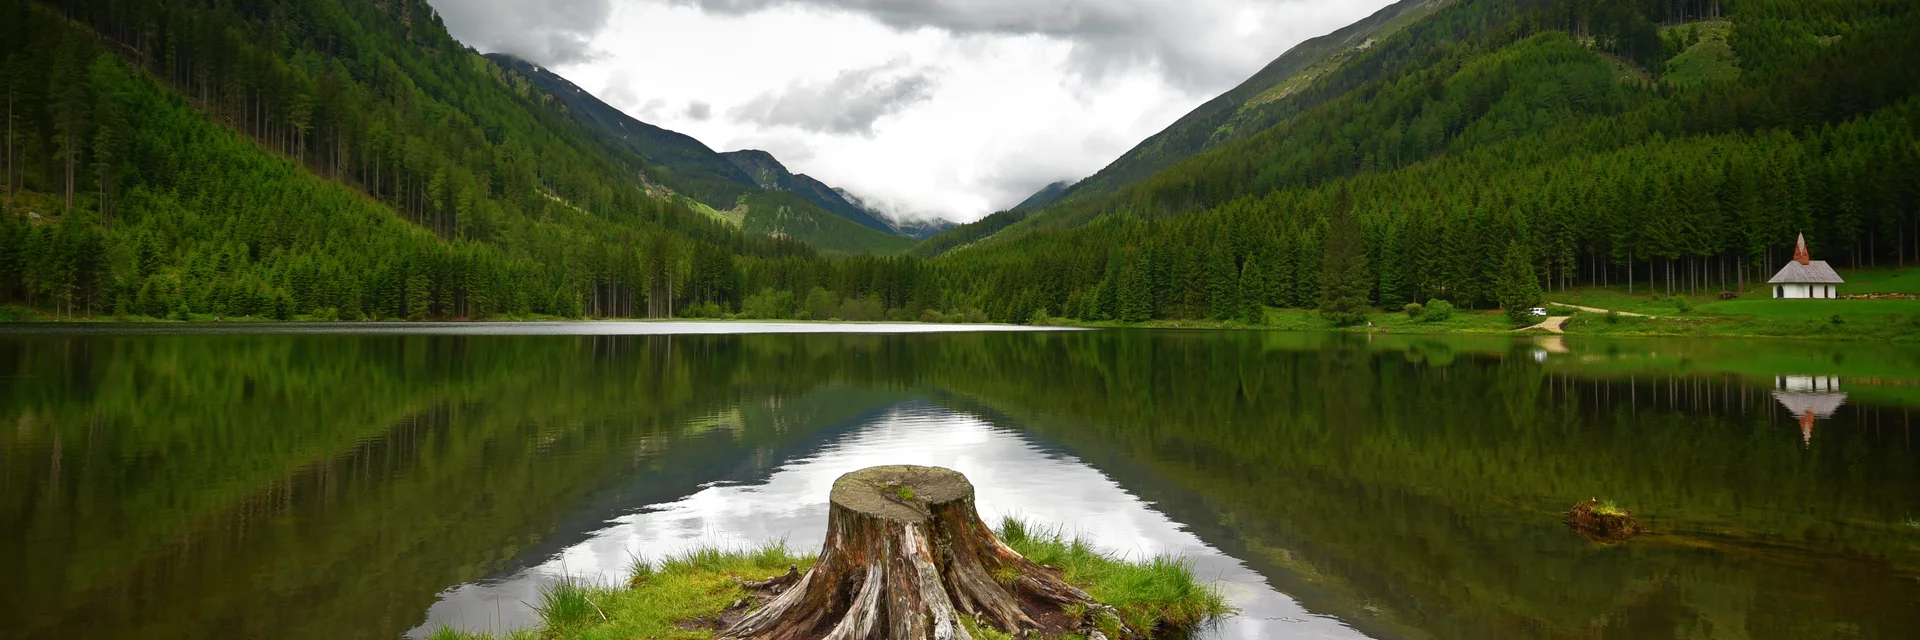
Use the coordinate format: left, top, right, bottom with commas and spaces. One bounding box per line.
1528, 307, 1549, 317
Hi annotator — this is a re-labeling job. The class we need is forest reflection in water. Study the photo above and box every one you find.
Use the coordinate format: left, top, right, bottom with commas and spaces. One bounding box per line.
1, 328, 1916, 639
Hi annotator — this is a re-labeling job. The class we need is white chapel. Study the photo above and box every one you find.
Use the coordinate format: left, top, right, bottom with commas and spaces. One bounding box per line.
1768, 234, 1844, 299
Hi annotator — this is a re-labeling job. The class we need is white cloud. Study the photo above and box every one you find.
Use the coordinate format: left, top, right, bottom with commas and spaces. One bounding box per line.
435, 0, 1398, 221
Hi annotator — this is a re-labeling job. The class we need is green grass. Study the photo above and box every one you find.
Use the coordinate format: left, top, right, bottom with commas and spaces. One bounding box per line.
438, 519, 1230, 640
1590, 500, 1628, 518
1842, 266, 1920, 294
1537, 267, 1920, 340
1693, 298, 1920, 320
997, 518, 1232, 636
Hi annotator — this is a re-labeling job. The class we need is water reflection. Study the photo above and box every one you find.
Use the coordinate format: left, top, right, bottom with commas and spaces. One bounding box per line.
416, 403, 1360, 640
3, 330, 1917, 640
1773, 375, 1848, 445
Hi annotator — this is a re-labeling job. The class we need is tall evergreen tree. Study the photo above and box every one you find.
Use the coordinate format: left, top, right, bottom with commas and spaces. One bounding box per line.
1319, 190, 1370, 326
1497, 240, 1545, 324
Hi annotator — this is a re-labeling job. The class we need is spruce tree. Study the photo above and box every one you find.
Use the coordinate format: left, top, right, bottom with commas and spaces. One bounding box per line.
1113, 251, 1149, 322
1239, 253, 1267, 324
1319, 191, 1370, 326
1376, 221, 1406, 309
1206, 248, 1239, 320
1497, 241, 1545, 324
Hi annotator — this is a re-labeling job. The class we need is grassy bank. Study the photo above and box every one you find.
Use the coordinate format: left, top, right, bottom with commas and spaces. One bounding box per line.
11, 267, 1918, 342
427, 519, 1230, 640
1055, 266, 1920, 341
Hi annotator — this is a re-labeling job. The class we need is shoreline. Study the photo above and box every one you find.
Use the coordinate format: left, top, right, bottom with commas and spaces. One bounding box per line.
2, 313, 1912, 342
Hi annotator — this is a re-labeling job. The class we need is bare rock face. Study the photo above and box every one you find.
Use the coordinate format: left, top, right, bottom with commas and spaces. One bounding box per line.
718, 465, 1119, 640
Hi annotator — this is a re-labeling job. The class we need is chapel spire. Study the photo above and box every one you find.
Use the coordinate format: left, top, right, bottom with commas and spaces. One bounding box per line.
1794, 233, 1810, 266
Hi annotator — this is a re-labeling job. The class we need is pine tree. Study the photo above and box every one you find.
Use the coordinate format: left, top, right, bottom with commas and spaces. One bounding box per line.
89, 55, 127, 230
1206, 248, 1238, 320
51, 39, 91, 213
1319, 191, 1370, 326
1497, 240, 1544, 324
1095, 252, 1121, 321
1239, 253, 1267, 323
1119, 256, 1151, 323
1376, 219, 1406, 309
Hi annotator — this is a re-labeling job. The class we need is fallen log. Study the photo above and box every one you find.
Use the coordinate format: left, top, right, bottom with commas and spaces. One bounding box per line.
718, 465, 1124, 640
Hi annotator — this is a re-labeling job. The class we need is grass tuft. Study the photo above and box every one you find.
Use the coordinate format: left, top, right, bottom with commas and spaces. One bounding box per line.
533, 577, 603, 630
996, 517, 1235, 634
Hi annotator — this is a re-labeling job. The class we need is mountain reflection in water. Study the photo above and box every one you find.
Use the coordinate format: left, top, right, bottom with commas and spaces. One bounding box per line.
2, 329, 1916, 640
415, 404, 1354, 639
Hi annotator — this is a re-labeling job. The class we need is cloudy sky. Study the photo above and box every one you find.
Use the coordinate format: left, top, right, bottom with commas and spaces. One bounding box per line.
431, 0, 1395, 222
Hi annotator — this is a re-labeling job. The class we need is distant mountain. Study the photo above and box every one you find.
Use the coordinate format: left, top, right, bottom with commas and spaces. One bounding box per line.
489, 54, 920, 252
1010, 181, 1073, 213
825, 187, 956, 239
719, 150, 895, 235
888, 217, 957, 240
485, 53, 758, 208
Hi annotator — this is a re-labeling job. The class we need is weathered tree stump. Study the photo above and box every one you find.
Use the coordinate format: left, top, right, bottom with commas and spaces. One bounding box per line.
719, 465, 1114, 640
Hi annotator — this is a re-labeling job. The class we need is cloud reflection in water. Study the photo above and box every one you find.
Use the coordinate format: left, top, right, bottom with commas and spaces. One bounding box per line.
416, 404, 1364, 639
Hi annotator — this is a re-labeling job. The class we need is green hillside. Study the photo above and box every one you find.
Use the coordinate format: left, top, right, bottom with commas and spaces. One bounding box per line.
0, 0, 932, 322
924, 0, 1920, 325
1040, 0, 1452, 207
485, 53, 760, 210
738, 191, 914, 255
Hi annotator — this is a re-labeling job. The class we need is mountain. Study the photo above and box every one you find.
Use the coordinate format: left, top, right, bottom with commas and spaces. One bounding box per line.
733, 190, 915, 255
488, 55, 922, 251
719, 150, 894, 234
825, 187, 955, 239
485, 53, 758, 209
887, 217, 957, 240
1010, 181, 1073, 213
920, 0, 1920, 323
1020, 0, 1451, 210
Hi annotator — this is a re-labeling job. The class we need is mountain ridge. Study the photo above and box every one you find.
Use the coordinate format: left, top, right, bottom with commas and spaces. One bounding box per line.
487, 53, 927, 249
718, 149, 896, 235
1005, 0, 1449, 213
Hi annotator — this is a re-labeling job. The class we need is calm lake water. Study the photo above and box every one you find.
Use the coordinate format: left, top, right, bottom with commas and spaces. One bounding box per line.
3, 325, 1917, 639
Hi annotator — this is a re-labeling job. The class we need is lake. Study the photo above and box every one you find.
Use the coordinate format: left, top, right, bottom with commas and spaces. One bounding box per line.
2, 325, 1917, 639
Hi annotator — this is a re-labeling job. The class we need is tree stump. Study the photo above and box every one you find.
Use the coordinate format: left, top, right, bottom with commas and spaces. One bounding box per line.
718, 465, 1114, 640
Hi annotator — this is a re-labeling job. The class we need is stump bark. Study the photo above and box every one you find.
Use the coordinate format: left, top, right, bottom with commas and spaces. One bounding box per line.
718, 465, 1111, 640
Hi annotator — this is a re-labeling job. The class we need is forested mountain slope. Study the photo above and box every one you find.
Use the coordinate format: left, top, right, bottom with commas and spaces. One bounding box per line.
485, 53, 758, 209
925, 0, 1920, 324
489, 52, 920, 252
720, 149, 894, 234
1027, 0, 1452, 209
1011, 180, 1072, 213
0, 0, 929, 322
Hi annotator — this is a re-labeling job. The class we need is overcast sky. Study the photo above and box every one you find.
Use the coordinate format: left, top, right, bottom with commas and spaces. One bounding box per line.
431, 0, 1395, 222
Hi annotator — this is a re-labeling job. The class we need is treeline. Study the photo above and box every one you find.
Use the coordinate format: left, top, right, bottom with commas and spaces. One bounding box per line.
929, 0, 1920, 323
